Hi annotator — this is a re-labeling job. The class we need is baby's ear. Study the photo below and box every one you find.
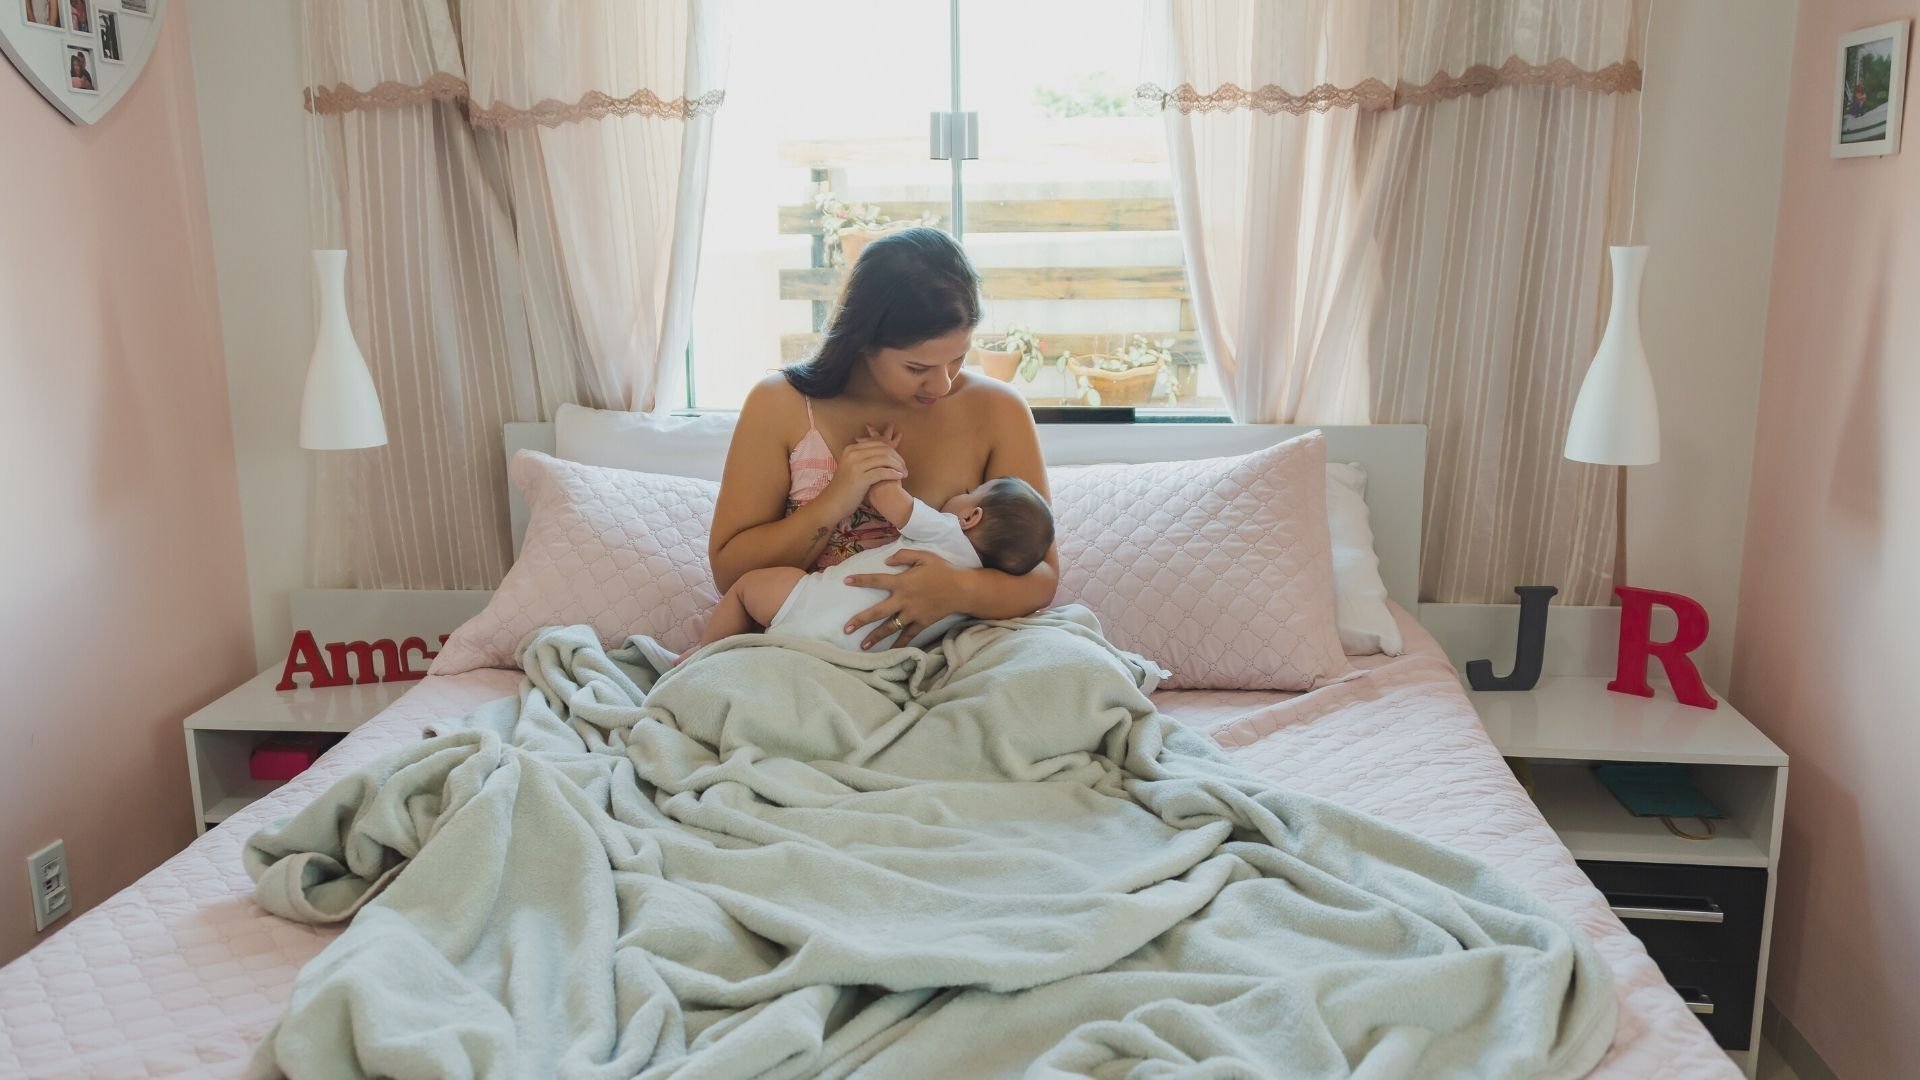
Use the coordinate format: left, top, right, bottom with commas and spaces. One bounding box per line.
960, 506, 985, 530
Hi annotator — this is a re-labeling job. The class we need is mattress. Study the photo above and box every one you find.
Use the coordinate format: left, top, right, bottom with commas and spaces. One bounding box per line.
0, 611, 1736, 1078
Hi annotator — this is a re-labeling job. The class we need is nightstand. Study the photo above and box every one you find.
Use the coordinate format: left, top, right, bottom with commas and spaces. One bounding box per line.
184, 668, 413, 835
1468, 677, 1787, 1079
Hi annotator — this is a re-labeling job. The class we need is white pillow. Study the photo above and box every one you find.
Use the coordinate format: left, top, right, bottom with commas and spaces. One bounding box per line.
1326, 462, 1403, 655
555, 403, 735, 481
553, 405, 1401, 655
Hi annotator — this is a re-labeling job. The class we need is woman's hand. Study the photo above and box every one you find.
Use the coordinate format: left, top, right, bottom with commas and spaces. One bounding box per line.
815, 438, 907, 523
843, 549, 968, 649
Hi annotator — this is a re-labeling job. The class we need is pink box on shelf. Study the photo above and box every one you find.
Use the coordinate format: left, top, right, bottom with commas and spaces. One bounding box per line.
249, 735, 332, 782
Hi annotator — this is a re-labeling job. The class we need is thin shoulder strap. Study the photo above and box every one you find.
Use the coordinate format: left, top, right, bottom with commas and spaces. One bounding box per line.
803, 395, 817, 431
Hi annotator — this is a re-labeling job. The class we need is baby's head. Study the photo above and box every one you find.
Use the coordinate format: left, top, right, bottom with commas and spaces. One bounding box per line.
942, 477, 1054, 575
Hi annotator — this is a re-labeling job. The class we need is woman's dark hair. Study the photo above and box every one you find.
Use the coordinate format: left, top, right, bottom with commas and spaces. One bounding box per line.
783, 226, 981, 398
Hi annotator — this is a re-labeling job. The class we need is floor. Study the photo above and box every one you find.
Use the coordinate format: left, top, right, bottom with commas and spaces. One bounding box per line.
1756, 1039, 1803, 1080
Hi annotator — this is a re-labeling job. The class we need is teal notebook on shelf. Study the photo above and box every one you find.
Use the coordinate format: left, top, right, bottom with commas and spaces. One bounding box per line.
1592, 764, 1723, 819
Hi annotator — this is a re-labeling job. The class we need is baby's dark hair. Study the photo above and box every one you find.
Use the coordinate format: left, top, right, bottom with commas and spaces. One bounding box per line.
972, 477, 1054, 575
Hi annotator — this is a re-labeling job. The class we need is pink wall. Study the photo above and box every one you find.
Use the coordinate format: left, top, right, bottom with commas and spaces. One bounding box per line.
1733, 2, 1920, 1076
0, 10, 252, 964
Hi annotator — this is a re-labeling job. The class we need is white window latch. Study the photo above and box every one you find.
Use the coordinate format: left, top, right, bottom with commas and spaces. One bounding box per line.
929, 111, 979, 161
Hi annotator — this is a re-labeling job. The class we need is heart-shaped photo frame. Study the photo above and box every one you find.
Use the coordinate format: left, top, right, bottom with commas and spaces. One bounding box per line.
1, 0, 167, 126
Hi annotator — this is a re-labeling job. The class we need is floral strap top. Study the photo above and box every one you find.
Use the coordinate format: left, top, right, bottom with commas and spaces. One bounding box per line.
787, 398, 900, 570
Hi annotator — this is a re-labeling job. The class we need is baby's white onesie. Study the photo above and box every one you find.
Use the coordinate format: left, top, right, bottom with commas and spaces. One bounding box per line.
766, 498, 982, 651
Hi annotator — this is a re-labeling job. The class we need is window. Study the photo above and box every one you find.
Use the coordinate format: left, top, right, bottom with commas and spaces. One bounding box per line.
689, 0, 1221, 411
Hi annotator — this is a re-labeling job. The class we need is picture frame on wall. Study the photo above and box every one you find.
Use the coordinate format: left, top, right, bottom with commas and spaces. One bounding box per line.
1832, 20, 1910, 158
97, 8, 120, 63
22, 0, 63, 30
120, 0, 148, 13
2, 0, 166, 124
64, 41, 96, 93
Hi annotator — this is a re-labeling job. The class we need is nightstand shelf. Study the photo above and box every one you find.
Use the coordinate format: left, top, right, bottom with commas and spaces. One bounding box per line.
1526, 762, 1768, 868
185, 668, 413, 835
1467, 676, 1787, 1079
202, 782, 280, 827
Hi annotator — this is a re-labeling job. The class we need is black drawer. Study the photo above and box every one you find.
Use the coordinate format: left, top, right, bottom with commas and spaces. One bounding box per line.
1578, 860, 1766, 1050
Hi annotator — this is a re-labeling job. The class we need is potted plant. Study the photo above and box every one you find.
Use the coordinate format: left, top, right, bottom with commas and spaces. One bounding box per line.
814, 183, 939, 267
1066, 335, 1175, 406
971, 326, 1049, 382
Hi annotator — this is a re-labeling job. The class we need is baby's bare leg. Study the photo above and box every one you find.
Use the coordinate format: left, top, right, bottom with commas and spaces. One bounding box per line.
684, 567, 807, 662
692, 587, 753, 652
736, 567, 807, 627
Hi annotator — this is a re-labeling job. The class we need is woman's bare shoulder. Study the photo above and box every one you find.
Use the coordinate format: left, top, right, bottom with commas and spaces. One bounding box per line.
726, 373, 811, 460
740, 373, 809, 430
743, 371, 805, 413
951, 370, 1031, 416
942, 375, 1038, 476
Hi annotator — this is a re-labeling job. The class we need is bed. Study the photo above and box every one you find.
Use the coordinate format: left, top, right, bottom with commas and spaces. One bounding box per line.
0, 421, 1738, 1079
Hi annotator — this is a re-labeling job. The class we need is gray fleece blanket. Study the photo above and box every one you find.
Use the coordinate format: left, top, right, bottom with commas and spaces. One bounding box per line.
244, 607, 1615, 1079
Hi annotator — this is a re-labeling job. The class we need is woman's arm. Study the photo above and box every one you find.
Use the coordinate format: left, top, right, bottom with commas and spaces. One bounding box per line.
843, 388, 1060, 647
708, 382, 838, 593
969, 389, 1060, 611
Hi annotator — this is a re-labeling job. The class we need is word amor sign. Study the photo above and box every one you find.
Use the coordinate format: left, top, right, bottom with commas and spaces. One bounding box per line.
277, 630, 449, 692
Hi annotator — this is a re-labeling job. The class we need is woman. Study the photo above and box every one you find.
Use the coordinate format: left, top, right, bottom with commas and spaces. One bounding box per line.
709, 227, 1057, 649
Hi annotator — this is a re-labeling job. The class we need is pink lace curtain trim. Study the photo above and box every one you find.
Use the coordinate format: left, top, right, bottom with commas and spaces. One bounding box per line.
304, 74, 725, 128
1136, 56, 1642, 115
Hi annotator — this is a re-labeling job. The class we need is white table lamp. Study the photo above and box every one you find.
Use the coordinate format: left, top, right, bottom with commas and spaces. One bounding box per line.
300, 249, 388, 450
1565, 245, 1660, 466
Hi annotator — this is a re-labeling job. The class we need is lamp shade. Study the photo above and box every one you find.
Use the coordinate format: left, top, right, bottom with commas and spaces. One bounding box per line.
300, 249, 388, 450
1565, 245, 1660, 466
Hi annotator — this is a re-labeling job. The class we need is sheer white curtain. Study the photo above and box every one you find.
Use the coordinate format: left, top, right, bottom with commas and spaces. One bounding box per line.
1144, 0, 1641, 603
1146, 2, 1397, 425
460, 0, 727, 412
303, 0, 728, 589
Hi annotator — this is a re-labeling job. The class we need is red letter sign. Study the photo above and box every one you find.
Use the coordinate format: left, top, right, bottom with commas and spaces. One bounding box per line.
276, 630, 344, 691
324, 640, 401, 685
394, 636, 436, 681
278, 631, 457, 692
1610, 586, 1718, 710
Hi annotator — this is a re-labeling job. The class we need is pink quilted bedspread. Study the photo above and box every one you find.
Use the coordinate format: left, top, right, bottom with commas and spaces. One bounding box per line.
0, 611, 1736, 1078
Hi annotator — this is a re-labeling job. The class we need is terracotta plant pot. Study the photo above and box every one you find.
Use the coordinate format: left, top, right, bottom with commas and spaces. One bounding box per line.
838, 221, 913, 266
972, 347, 1021, 381
1067, 356, 1162, 405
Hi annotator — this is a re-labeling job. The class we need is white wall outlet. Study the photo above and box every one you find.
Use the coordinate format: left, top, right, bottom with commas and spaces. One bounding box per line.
27, 840, 71, 932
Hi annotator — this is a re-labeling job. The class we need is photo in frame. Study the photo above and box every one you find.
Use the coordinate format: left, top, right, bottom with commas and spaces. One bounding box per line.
120, 0, 147, 13
21, 0, 62, 30
64, 41, 96, 93
63, 0, 89, 36
97, 7, 119, 63
1832, 20, 1910, 158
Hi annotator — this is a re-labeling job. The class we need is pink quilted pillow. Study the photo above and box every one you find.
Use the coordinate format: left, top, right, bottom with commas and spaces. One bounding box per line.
430, 451, 719, 675
1049, 431, 1351, 690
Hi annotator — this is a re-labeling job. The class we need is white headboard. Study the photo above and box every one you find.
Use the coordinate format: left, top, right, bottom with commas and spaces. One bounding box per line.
503, 421, 1427, 610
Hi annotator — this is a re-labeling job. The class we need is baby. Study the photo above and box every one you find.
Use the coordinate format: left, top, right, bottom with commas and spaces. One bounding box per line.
683, 438, 1054, 661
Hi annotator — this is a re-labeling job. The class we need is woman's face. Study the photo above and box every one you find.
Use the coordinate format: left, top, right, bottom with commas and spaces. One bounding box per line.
864, 327, 973, 407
